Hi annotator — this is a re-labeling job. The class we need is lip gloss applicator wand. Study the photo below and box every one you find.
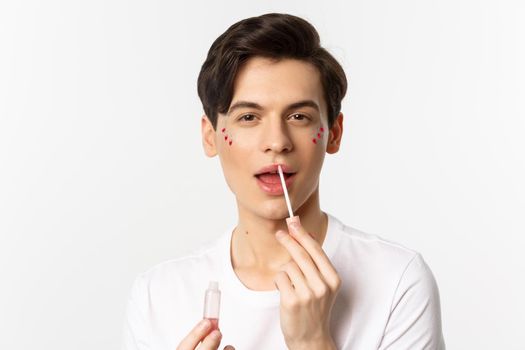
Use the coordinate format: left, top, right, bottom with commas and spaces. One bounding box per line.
277, 165, 298, 223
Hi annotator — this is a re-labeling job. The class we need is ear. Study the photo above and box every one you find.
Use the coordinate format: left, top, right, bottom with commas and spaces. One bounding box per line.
201, 114, 218, 157
326, 112, 344, 154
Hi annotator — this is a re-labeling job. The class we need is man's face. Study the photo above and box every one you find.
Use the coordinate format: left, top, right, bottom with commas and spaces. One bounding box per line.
202, 56, 341, 220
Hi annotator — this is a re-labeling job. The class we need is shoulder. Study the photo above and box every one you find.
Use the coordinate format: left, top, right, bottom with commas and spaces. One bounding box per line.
328, 213, 439, 295
328, 214, 445, 347
329, 213, 420, 269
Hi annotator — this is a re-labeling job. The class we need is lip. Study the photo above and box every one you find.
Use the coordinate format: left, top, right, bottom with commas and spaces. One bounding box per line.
254, 163, 296, 176
255, 172, 296, 196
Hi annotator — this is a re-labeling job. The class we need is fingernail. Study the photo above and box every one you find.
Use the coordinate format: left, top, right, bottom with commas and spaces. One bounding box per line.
200, 319, 210, 331
211, 330, 222, 339
286, 218, 300, 231
276, 230, 286, 239
286, 216, 300, 225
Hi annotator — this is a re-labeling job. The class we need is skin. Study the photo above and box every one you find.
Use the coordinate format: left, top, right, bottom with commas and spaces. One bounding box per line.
198, 56, 344, 349
176, 318, 234, 350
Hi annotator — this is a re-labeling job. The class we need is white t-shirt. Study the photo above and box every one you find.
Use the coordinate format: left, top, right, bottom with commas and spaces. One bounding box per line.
122, 212, 445, 349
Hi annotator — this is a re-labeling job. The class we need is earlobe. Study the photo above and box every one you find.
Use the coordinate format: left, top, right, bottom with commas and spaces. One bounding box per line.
201, 115, 218, 157
326, 112, 344, 154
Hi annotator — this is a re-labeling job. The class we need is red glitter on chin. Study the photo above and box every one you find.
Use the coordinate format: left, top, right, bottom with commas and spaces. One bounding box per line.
312, 138, 317, 144
229, 140, 233, 145
317, 133, 321, 138
320, 127, 324, 132
224, 136, 228, 140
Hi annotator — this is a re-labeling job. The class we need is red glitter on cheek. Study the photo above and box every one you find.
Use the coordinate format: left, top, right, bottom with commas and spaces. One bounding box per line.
221, 127, 233, 146
312, 126, 324, 144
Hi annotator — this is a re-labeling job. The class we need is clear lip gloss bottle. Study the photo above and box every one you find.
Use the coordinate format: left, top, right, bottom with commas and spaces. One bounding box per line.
203, 281, 221, 331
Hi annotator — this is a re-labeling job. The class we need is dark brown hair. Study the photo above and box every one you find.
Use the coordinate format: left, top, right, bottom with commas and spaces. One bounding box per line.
197, 13, 347, 131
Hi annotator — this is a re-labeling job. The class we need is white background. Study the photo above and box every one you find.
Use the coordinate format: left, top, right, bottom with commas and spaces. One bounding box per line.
1, 0, 524, 349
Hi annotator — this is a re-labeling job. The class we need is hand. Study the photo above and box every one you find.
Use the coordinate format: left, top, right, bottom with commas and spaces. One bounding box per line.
273, 216, 341, 350
176, 319, 235, 350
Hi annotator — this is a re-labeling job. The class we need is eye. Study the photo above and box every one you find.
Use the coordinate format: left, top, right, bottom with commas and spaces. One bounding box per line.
239, 114, 257, 122
289, 113, 309, 121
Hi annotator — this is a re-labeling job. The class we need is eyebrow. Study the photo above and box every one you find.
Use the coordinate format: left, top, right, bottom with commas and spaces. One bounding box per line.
226, 99, 320, 116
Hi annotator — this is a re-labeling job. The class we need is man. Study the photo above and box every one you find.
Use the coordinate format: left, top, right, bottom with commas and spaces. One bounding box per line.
122, 13, 445, 350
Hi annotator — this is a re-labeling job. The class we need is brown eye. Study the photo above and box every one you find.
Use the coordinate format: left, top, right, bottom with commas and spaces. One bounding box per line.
289, 113, 308, 121
239, 114, 256, 122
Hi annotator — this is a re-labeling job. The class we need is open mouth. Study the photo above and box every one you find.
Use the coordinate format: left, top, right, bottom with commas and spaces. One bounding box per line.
253, 164, 297, 195
254, 171, 297, 195
254, 171, 294, 184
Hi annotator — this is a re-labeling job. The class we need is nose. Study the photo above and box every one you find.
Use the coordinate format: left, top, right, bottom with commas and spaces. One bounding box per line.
261, 117, 293, 154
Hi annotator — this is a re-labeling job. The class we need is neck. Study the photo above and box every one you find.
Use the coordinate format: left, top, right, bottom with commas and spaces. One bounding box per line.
230, 185, 328, 273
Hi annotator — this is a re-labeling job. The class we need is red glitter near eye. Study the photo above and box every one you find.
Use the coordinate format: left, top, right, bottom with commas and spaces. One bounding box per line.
320, 127, 324, 132
312, 138, 317, 144
221, 128, 226, 133
224, 136, 228, 140
317, 133, 321, 138
229, 140, 233, 145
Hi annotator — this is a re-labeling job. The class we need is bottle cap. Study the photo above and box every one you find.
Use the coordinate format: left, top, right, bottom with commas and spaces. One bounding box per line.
208, 281, 219, 291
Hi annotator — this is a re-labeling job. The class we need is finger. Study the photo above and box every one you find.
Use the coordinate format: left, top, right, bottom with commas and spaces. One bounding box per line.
176, 319, 214, 350
198, 329, 223, 350
285, 217, 341, 289
273, 269, 296, 302
275, 230, 327, 291
280, 260, 313, 299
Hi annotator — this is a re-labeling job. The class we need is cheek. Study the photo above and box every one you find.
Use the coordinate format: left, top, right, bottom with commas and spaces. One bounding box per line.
311, 126, 325, 145
220, 126, 262, 151
220, 127, 234, 146
218, 127, 255, 168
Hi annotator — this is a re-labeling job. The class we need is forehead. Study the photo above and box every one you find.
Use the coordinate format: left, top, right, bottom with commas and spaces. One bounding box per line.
229, 56, 326, 112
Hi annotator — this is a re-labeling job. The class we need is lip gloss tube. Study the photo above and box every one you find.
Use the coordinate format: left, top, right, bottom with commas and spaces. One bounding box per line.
203, 281, 221, 331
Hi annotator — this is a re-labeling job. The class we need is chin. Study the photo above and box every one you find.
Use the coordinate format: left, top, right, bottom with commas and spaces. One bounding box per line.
253, 202, 290, 221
